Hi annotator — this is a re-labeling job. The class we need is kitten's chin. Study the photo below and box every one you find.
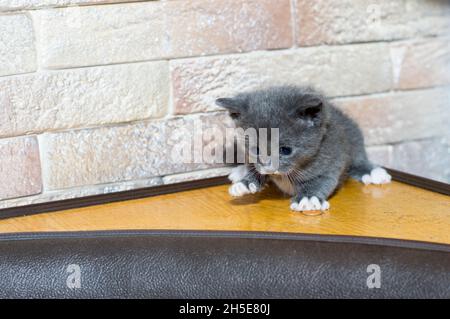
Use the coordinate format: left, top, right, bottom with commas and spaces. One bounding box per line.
257, 167, 283, 175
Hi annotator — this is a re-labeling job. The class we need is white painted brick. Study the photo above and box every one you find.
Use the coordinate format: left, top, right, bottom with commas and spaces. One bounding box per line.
335, 87, 450, 145
33, 3, 165, 69
0, 0, 138, 11
0, 136, 42, 200
40, 113, 233, 190
0, 176, 162, 209
391, 37, 450, 90
34, 0, 293, 69
391, 137, 450, 183
0, 14, 36, 76
366, 145, 393, 167
172, 43, 393, 114
296, 0, 450, 45
163, 167, 232, 184
0, 61, 169, 137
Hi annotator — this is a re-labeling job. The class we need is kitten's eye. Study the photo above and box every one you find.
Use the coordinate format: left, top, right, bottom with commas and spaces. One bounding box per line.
279, 146, 292, 156
229, 112, 240, 119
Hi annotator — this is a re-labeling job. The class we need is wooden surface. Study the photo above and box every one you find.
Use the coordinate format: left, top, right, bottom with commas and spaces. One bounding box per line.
0, 180, 449, 244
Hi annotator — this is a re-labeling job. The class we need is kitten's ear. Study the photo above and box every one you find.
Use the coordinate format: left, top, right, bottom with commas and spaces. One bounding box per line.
296, 97, 323, 123
215, 98, 246, 110
215, 97, 247, 119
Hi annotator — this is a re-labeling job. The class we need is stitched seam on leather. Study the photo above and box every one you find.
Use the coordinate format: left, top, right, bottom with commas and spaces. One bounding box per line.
0, 230, 449, 252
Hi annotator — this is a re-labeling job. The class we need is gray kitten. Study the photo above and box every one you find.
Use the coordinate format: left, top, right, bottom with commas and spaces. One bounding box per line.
216, 86, 391, 212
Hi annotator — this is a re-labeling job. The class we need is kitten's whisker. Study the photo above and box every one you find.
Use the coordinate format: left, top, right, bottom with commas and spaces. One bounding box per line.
294, 167, 317, 180
289, 169, 315, 189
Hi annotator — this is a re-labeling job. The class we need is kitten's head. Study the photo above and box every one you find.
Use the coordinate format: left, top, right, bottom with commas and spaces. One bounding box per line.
216, 86, 329, 175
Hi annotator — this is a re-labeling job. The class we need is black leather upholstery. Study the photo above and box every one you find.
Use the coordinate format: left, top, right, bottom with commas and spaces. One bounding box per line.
0, 230, 448, 298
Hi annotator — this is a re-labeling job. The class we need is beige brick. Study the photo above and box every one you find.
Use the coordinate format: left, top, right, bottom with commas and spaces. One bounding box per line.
0, 0, 137, 11
0, 14, 36, 76
171, 43, 392, 114
366, 145, 393, 167
35, 0, 293, 69
166, 0, 292, 56
40, 113, 233, 190
391, 38, 450, 90
335, 87, 450, 146
296, 0, 450, 46
0, 136, 42, 200
391, 137, 450, 183
0, 177, 162, 209
0, 61, 169, 138
163, 167, 232, 184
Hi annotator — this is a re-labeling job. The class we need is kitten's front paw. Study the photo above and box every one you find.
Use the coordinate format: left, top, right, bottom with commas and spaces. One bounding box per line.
229, 182, 260, 197
362, 167, 391, 185
290, 196, 330, 212
228, 165, 249, 184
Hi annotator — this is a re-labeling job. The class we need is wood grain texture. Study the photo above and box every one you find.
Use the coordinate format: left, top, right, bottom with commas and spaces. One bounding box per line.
0, 180, 449, 244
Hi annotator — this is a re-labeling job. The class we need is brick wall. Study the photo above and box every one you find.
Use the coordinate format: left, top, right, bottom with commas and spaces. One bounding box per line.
1, 0, 449, 208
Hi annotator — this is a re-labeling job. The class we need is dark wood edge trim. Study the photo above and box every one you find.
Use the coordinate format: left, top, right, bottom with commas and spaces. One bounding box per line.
0, 230, 449, 252
385, 168, 450, 196
0, 168, 448, 219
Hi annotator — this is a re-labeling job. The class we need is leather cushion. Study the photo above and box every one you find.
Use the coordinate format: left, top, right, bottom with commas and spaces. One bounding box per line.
0, 230, 448, 298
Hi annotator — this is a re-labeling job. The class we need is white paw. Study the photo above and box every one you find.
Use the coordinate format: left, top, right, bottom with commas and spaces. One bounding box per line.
248, 183, 258, 194
229, 182, 251, 197
290, 196, 330, 212
362, 167, 392, 185
228, 165, 249, 184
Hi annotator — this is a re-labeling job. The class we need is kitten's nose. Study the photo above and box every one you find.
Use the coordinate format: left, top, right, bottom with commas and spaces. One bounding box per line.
259, 155, 277, 174
259, 156, 271, 166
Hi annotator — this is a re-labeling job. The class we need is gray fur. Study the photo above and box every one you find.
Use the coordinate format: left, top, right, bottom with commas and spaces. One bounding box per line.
216, 85, 375, 204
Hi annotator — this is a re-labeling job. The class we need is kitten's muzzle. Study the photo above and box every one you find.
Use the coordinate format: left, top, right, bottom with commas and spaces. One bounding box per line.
249, 149, 281, 174
258, 165, 281, 175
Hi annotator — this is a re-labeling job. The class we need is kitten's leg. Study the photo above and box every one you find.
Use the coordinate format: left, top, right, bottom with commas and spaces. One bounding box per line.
228, 165, 266, 197
290, 176, 338, 212
349, 160, 391, 185
348, 134, 391, 185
